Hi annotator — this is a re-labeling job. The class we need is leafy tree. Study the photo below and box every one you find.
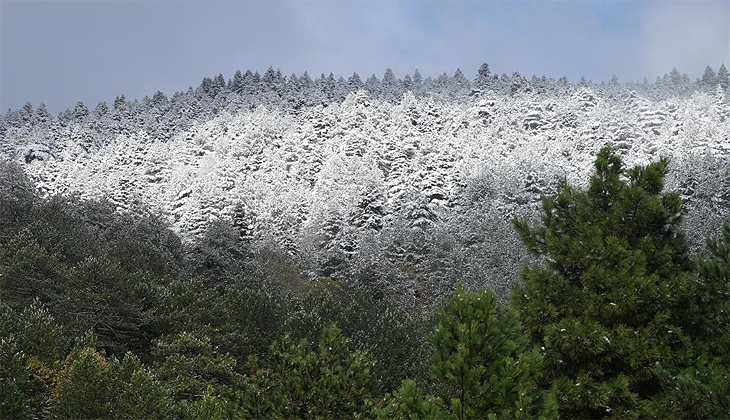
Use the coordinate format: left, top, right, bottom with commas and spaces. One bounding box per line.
512, 147, 724, 418
377, 285, 556, 420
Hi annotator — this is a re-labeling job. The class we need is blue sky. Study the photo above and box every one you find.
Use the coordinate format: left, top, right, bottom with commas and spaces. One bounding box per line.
1, 0, 729, 113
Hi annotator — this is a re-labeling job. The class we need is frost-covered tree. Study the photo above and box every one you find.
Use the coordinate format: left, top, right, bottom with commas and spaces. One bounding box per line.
702, 65, 718, 91
718, 63, 729, 92
475, 62, 492, 92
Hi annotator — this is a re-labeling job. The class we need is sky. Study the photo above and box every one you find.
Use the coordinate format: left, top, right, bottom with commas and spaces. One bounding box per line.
1, 0, 729, 113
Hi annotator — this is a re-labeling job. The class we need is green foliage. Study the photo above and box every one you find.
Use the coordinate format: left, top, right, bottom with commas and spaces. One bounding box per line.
290, 279, 431, 391
48, 347, 173, 420
0, 300, 67, 418
107, 352, 174, 419
377, 286, 556, 420
695, 221, 730, 359
648, 221, 730, 419
17, 300, 69, 365
511, 147, 727, 418
0, 336, 31, 419
151, 331, 241, 408
48, 348, 111, 420
240, 323, 376, 419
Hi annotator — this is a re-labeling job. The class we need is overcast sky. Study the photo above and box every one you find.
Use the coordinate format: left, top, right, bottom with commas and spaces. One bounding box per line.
1, 0, 729, 113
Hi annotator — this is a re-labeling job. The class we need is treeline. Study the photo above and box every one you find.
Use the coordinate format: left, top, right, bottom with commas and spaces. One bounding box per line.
2, 148, 730, 419
2, 62, 728, 145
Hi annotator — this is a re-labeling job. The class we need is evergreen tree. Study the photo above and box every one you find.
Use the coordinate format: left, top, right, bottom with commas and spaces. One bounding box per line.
48, 348, 112, 419
72, 101, 89, 121
231, 70, 244, 94
512, 147, 723, 418
377, 286, 556, 420
413, 68, 423, 88
475, 62, 492, 91
94, 101, 109, 118
0, 336, 31, 419
48, 347, 173, 420
35, 102, 50, 124
717, 63, 729, 91
702, 65, 718, 90
241, 324, 376, 419
152, 331, 241, 408
348, 72, 364, 91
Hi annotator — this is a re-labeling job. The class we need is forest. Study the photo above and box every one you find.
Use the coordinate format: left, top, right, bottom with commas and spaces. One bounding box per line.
1, 148, 730, 419
1, 63, 730, 419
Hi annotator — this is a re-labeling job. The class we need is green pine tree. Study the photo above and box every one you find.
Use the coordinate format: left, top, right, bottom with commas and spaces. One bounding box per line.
241, 323, 376, 420
377, 285, 557, 420
151, 330, 241, 416
0, 336, 31, 419
648, 222, 730, 418
511, 147, 723, 418
48, 348, 112, 420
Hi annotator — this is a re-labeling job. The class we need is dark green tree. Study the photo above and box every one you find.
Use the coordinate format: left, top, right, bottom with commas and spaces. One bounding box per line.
512, 147, 723, 418
0, 336, 31, 419
48, 348, 111, 419
48, 347, 173, 420
377, 285, 556, 420
241, 324, 376, 420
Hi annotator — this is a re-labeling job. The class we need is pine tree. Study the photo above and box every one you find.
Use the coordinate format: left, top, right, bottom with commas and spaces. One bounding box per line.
377, 285, 557, 420
702, 65, 718, 90
413, 69, 423, 88
718, 63, 729, 91
0, 336, 31, 419
512, 147, 721, 418
152, 331, 240, 407
348, 72, 363, 91
475, 62, 492, 91
35, 103, 50, 124
48, 348, 112, 419
241, 324, 376, 419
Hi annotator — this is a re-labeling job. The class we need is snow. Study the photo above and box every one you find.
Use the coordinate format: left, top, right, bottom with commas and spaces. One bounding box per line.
2, 80, 729, 304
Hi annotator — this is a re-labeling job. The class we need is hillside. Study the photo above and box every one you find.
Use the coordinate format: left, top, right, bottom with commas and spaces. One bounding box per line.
2, 68, 729, 305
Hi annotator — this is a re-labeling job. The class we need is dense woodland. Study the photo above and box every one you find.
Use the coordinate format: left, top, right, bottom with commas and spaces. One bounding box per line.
1, 64, 730, 419
2, 63, 729, 308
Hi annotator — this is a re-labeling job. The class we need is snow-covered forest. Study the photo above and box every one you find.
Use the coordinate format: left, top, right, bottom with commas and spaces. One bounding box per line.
3, 58, 730, 418
2, 63, 730, 307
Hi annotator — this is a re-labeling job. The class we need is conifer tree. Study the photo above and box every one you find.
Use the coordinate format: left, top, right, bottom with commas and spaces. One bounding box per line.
512, 147, 723, 418
476, 62, 492, 91
241, 324, 376, 420
718, 63, 729, 91
377, 286, 557, 420
413, 68, 423, 88
702, 65, 718, 90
